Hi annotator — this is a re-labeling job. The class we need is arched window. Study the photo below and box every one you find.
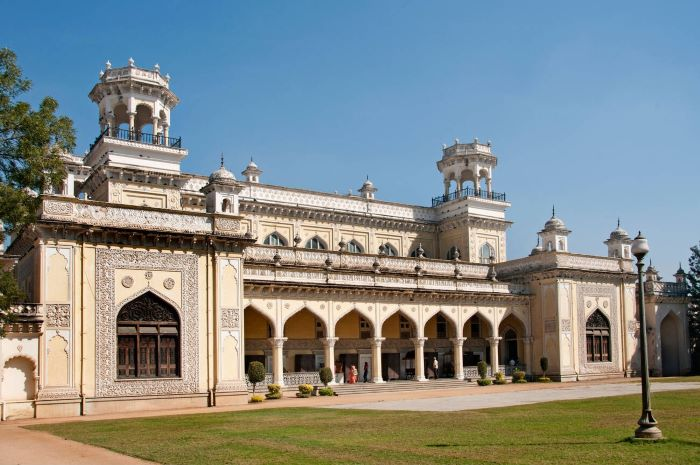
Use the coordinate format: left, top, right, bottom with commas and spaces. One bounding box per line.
117, 292, 180, 378
305, 236, 326, 250
504, 328, 518, 363
436, 314, 447, 339
221, 198, 231, 213
380, 243, 398, 256
586, 310, 611, 362
479, 243, 494, 264
447, 246, 460, 260
264, 232, 287, 246
557, 239, 565, 251
347, 240, 363, 253
469, 315, 481, 337
547, 241, 553, 252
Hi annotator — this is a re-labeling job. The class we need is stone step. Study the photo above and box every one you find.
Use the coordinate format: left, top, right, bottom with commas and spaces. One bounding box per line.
271, 379, 475, 396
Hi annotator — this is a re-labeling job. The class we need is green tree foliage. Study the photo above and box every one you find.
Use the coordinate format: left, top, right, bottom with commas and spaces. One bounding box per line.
688, 243, 700, 372
540, 356, 548, 376
0, 48, 75, 333
318, 366, 333, 386
247, 361, 266, 395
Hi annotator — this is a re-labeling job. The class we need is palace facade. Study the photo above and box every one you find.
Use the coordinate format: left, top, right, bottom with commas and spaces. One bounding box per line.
0, 61, 691, 420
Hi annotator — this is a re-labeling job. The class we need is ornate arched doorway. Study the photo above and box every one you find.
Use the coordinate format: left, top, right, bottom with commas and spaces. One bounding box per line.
116, 292, 180, 378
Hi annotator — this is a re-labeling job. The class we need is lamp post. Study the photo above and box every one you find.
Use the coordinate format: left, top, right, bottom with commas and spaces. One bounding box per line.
631, 232, 663, 440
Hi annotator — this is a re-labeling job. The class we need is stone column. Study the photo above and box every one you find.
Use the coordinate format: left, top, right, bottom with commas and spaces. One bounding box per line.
321, 337, 338, 384
450, 337, 466, 380
151, 116, 160, 143
268, 337, 287, 386
523, 336, 533, 374
127, 112, 136, 137
486, 178, 492, 195
109, 116, 117, 135
163, 123, 170, 141
411, 337, 428, 381
444, 180, 450, 196
473, 175, 480, 194
371, 337, 385, 383
488, 337, 502, 375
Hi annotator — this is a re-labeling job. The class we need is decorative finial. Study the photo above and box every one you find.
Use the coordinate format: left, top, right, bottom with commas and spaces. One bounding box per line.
617, 218, 621, 228
552, 205, 555, 218
455, 138, 460, 144
487, 140, 492, 146
154, 63, 160, 72
220, 152, 224, 168
474, 137, 479, 143
128, 57, 135, 67
105, 60, 112, 70
442, 143, 447, 149
99, 70, 104, 78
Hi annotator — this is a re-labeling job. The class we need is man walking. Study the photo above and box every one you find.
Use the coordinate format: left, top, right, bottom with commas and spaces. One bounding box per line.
432, 357, 439, 379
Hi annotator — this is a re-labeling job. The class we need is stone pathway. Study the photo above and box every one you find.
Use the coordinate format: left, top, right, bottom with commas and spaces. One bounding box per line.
329, 381, 700, 411
0, 425, 157, 465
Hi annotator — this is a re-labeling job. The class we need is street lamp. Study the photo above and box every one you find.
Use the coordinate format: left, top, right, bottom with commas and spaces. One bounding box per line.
631, 231, 663, 440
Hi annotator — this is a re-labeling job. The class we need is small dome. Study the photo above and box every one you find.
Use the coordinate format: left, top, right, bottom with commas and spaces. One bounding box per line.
608, 220, 629, 240
209, 165, 236, 182
675, 264, 685, 275
246, 159, 258, 169
544, 215, 566, 231
362, 178, 374, 188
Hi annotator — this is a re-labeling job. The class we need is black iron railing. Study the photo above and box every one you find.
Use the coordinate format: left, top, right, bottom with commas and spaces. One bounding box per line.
432, 186, 506, 207
89, 126, 182, 151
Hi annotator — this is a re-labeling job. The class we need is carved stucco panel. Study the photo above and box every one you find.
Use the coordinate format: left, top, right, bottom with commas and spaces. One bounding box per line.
577, 284, 620, 374
95, 249, 199, 397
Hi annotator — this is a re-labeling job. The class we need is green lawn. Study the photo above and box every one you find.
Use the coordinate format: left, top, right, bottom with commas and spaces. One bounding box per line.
30, 390, 700, 465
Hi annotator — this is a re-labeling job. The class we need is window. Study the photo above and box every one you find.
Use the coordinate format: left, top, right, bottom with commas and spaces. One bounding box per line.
586, 310, 611, 362
447, 246, 460, 260
436, 314, 447, 339
347, 240, 363, 253
557, 239, 565, 251
305, 236, 326, 250
264, 232, 287, 246
470, 316, 481, 338
117, 292, 180, 378
399, 315, 412, 339
479, 243, 494, 264
359, 317, 371, 339
547, 241, 553, 252
221, 198, 231, 213
380, 243, 398, 256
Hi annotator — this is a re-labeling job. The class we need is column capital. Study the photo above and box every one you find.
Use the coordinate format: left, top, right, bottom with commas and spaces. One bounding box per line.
487, 336, 502, 345
410, 337, 428, 347
523, 336, 534, 345
370, 337, 385, 347
268, 337, 288, 348
450, 337, 467, 346
321, 337, 339, 348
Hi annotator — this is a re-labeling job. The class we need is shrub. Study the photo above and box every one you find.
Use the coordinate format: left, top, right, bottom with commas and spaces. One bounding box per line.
512, 370, 527, 383
318, 387, 334, 396
477, 360, 488, 380
477, 378, 492, 386
319, 367, 333, 386
265, 383, 282, 400
493, 371, 507, 385
247, 361, 266, 395
296, 384, 314, 397
249, 394, 264, 403
540, 357, 549, 377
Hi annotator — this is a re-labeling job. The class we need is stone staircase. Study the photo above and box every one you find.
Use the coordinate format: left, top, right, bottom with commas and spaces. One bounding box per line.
277, 378, 476, 396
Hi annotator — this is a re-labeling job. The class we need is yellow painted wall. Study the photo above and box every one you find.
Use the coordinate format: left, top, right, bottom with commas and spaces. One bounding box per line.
336, 312, 360, 338
46, 250, 69, 302
244, 309, 270, 339
284, 310, 316, 339
47, 335, 69, 386
382, 313, 401, 339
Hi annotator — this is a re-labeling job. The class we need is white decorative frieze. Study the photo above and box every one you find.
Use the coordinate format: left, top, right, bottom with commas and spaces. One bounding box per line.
221, 308, 240, 329
45, 304, 71, 328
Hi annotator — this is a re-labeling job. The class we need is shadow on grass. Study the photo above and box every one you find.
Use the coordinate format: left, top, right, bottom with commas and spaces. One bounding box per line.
426, 437, 700, 448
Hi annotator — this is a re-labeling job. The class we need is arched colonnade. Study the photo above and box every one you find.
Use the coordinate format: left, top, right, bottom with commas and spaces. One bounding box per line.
243, 298, 531, 385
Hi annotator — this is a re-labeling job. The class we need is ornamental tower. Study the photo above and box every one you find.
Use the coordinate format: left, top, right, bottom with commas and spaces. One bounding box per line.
436, 138, 498, 197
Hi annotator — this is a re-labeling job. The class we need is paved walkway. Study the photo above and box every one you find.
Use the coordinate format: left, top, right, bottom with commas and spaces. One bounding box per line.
329, 381, 700, 411
0, 379, 698, 465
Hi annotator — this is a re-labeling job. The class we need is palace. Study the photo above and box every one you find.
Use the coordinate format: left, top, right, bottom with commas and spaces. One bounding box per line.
0, 61, 691, 420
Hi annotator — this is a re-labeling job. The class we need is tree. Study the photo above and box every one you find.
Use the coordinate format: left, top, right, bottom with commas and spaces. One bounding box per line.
540, 356, 548, 377
247, 361, 266, 395
688, 243, 700, 372
318, 366, 333, 387
0, 48, 75, 334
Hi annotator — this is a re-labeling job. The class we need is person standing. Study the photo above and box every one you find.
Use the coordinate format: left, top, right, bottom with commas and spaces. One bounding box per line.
432, 357, 439, 379
363, 361, 369, 383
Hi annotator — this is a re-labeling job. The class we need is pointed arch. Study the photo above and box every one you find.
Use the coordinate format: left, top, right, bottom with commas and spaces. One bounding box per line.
116, 291, 180, 378
284, 308, 328, 339
462, 311, 493, 338
244, 305, 275, 339
263, 232, 287, 247
660, 312, 681, 376
305, 236, 327, 250
586, 309, 611, 362
335, 309, 375, 339
380, 243, 398, 256
346, 240, 363, 254
479, 243, 494, 264
423, 309, 458, 339
1, 355, 37, 401
381, 308, 418, 339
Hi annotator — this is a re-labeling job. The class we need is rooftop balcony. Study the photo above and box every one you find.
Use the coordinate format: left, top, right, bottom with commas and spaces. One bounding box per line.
89, 127, 182, 152
432, 186, 507, 207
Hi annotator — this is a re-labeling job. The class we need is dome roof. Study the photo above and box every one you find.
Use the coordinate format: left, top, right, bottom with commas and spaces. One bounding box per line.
209, 164, 236, 182
362, 179, 374, 188
608, 220, 629, 240
544, 215, 566, 231
246, 159, 258, 169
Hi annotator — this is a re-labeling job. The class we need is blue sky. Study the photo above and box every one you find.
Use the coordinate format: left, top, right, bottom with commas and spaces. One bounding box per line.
3, 1, 699, 277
